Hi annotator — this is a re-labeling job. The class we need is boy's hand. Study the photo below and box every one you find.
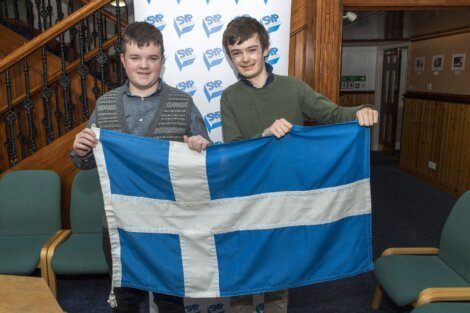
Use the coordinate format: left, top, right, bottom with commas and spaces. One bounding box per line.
73, 128, 98, 157
356, 107, 378, 126
184, 135, 210, 153
262, 118, 293, 138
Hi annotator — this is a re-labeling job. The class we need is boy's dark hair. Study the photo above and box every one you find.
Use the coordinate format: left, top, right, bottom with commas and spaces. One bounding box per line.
222, 16, 270, 58
122, 22, 164, 57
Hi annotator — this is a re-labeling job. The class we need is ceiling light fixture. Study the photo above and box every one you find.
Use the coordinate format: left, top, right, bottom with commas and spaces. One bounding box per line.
110, 0, 126, 7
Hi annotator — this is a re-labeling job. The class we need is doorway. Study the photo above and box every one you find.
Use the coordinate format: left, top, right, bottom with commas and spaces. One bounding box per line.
341, 9, 470, 154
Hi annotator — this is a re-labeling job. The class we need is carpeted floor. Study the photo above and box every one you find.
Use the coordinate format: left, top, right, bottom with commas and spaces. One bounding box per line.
57, 152, 457, 313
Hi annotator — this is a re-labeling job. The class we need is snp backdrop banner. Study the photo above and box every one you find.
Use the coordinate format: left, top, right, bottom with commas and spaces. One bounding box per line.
134, 0, 292, 143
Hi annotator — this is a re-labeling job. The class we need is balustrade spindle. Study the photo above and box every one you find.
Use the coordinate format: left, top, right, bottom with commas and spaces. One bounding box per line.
96, 14, 108, 95
90, 13, 100, 99
40, 0, 48, 30
92, 13, 98, 46
0, 1, 4, 24
0, 1, 3, 23
56, 3, 73, 131
85, 18, 93, 52
91, 57, 100, 100
13, 0, 20, 23
68, 0, 77, 54
53, 80, 63, 136
25, 0, 34, 37
22, 59, 37, 155
55, 0, 63, 21
34, 0, 43, 32
115, 3, 125, 85
60, 51, 73, 130
4, 70, 18, 167
103, 13, 108, 40
41, 46, 54, 144
46, 0, 52, 29
3, 0, 9, 20
17, 110, 26, 160
78, 20, 90, 121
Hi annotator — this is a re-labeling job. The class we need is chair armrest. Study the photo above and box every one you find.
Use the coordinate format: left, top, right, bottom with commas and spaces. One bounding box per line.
381, 247, 439, 256
39, 230, 69, 283
416, 287, 470, 307
46, 229, 72, 265
46, 229, 72, 296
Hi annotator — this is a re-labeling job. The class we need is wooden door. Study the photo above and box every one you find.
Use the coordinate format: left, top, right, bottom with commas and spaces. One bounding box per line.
379, 48, 401, 152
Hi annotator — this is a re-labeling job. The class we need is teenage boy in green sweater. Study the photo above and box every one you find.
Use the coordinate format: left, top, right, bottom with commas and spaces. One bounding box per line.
221, 16, 378, 143
220, 16, 378, 311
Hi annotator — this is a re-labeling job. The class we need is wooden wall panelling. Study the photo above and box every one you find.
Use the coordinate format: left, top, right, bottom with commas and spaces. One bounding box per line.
289, 0, 308, 80
437, 102, 465, 193
289, 36, 296, 77
290, 0, 307, 34
400, 99, 420, 173
457, 105, 470, 194
400, 96, 470, 196
417, 99, 432, 176
312, 0, 342, 103
294, 31, 307, 80
339, 92, 375, 107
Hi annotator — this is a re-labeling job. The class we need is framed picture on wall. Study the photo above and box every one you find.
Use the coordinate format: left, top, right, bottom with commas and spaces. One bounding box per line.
415, 57, 425, 72
432, 55, 444, 71
451, 53, 466, 71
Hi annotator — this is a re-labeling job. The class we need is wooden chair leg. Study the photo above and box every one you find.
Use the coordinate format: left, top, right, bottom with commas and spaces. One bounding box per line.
45, 230, 71, 298
372, 284, 383, 310
48, 268, 58, 297
40, 230, 65, 285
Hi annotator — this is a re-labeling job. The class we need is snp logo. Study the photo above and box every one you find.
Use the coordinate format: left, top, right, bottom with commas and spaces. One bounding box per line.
266, 47, 280, 65
207, 303, 225, 313
203, 48, 224, 70
203, 14, 224, 38
260, 14, 281, 33
175, 48, 196, 71
145, 14, 166, 31
174, 14, 195, 38
204, 80, 224, 102
204, 111, 221, 133
184, 303, 201, 313
176, 80, 196, 96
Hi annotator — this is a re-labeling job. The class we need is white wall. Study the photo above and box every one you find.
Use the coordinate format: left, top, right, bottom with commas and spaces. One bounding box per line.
341, 46, 378, 90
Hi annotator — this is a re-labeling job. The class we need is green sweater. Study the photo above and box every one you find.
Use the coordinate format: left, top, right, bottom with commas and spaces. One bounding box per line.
221, 75, 365, 143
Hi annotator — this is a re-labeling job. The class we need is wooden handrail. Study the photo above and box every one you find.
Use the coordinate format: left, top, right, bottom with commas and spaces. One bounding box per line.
0, 35, 118, 115
0, 0, 112, 74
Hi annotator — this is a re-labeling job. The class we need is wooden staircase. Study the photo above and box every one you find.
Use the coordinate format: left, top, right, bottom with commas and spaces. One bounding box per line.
0, 0, 122, 227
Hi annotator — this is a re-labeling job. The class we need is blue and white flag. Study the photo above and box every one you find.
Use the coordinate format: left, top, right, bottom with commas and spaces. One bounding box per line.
93, 122, 373, 298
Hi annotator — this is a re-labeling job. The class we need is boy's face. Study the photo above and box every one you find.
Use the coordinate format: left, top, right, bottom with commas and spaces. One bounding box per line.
227, 34, 268, 80
121, 41, 163, 96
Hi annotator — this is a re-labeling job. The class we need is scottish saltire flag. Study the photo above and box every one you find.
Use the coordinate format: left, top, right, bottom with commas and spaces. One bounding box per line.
93, 122, 373, 298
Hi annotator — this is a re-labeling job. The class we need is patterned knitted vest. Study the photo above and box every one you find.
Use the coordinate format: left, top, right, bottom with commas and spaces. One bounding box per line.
94, 83, 191, 142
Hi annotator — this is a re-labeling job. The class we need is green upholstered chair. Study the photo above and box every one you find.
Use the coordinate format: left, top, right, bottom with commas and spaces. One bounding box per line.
372, 190, 470, 310
47, 169, 108, 296
411, 302, 470, 313
0, 170, 62, 282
